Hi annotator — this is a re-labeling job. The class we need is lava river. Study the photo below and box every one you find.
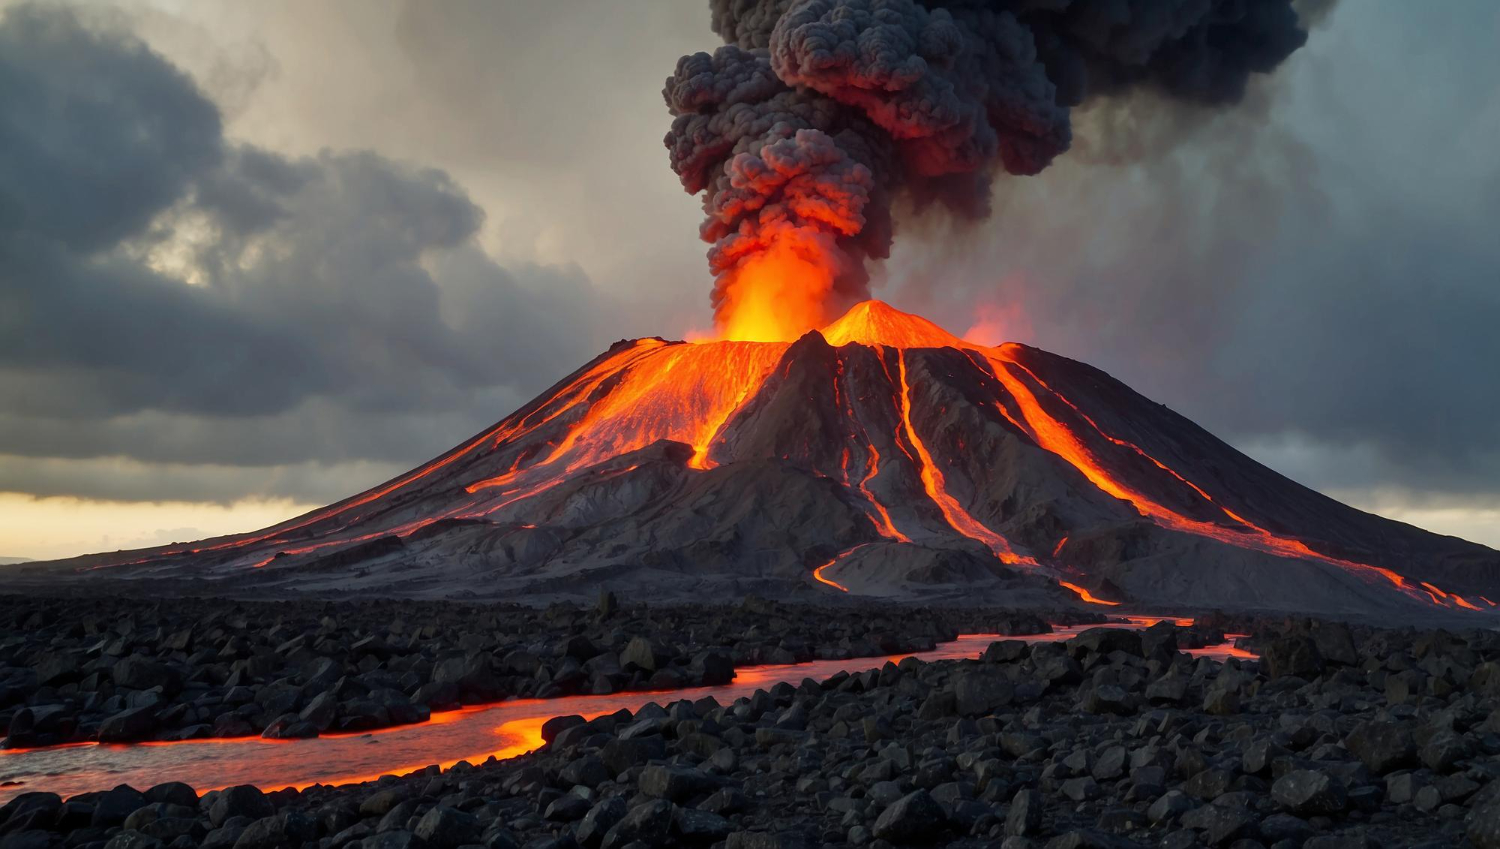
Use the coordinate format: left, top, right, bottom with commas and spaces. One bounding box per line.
0, 625, 1253, 803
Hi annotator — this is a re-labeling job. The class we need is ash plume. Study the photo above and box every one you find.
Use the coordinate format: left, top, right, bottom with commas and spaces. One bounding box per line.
666, 0, 1313, 335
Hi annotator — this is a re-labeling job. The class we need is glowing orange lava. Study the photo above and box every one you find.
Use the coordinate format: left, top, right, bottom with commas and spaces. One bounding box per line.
977, 344, 1436, 607
468, 340, 788, 492
813, 544, 869, 592
715, 240, 842, 342
1124, 615, 1195, 627
896, 350, 1035, 567
1058, 580, 1121, 606
89, 300, 1482, 614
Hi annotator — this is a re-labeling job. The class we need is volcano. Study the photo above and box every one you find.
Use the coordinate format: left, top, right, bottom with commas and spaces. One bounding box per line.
35, 302, 1500, 615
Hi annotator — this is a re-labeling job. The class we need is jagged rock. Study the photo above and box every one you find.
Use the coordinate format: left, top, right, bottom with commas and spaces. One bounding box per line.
90, 785, 147, 827
619, 637, 659, 672
599, 799, 673, 849
1419, 729, 1471, 773
1006, 788, 1043, 836
1068, 628, 1142, 657
1344, 721, 1417, 774
639, 765, 712, 802
412, 806, 481, 849
1272, 770, 1347, 815
953, 670, 1014, 716
872, 790, 946, 843
1262, 636, 1323, 680
541, 714, 586, 745
112, 656, 182, 695
98, 705, 159, 743
209, 786, 273, 828
231, 811, 316, 849
1470, 798, 1500, 849
673, 808, 732, 842
576, 797, 627, 848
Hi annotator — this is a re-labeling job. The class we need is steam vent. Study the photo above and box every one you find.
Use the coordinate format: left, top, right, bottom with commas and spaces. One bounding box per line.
36, 302, 1500, 614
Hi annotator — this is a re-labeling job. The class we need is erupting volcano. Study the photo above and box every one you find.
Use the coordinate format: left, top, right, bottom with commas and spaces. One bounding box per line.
35, 301, 1499, 616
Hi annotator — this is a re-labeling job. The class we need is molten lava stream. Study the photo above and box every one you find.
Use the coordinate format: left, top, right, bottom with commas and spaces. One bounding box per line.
1057, 581, 1120, 607
894, 351, 1035, 567
469, 341, 788, 498
981, 349, 1447, 607
833, 356, 910, 543
8, 632, 1260, 804
813, 544, 870, 593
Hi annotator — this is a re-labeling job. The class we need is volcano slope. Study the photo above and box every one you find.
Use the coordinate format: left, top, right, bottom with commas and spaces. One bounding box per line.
25, 302, 1500, 616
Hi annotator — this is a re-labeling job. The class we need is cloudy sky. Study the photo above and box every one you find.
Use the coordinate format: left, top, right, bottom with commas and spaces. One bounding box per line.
1, 0, 1497, 561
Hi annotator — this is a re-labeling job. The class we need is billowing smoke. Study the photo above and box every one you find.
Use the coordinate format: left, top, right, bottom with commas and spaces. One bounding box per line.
664, 0, 1312, 339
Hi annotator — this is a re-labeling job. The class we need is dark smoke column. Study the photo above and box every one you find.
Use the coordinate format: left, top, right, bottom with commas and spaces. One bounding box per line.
665, 0, 1312, 341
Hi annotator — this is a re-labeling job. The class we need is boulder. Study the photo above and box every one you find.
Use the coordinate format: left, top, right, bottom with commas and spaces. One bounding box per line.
1272, 770, 1347, 816
412, 806, 481, 849
599, 799, 673, 849
231, 811, 317, 849
541, 714, 586, 745
872, 790, 946, 843
619, 637, 659, 673
1344, 721, 1417, 774
953, 670, 1014, 716
112, 656, 182, 695
1262, 636, 1324, 680
98, 705, 159, 743
576, 797, 626, 848
639, 765, 712, 802
209, 786, 272, 828
1006, 788, 1042, 836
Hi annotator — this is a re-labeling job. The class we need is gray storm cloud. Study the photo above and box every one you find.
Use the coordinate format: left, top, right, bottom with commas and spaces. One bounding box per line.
666, 0, 1312, 324
0, 2, 608, 503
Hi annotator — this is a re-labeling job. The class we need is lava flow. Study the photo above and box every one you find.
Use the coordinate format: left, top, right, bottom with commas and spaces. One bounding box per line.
66, 301, 1493, 615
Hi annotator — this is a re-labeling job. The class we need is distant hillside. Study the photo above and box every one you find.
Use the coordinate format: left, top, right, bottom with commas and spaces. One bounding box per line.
0, 557, 32, 565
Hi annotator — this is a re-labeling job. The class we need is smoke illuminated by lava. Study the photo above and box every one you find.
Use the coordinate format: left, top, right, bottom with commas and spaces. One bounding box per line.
666, 0, 1315, 338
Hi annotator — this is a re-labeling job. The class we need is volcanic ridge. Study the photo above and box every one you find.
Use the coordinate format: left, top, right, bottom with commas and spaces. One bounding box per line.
31, 302, 1500, 615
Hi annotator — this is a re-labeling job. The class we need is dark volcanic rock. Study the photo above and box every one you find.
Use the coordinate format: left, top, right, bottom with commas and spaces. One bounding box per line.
872, 789, 946, 843
98, 705, 159, 743
209, 786, 272, 828
1345, 721, 1418, 774
1262, 635, 1324, 679
412, 807, 481, 849
1273, 770, 1348, 816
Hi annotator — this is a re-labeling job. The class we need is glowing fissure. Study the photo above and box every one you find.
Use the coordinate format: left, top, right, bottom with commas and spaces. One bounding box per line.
1058, 580, 1120, 607
813, 543, 871, 592
895, 351, 1034, 567
856, 443, 908, 542
979, 347, 1440, 607
837, 354, 909, 543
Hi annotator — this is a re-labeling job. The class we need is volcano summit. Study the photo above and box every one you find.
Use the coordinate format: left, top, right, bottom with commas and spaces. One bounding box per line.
33, 302, 1499, 615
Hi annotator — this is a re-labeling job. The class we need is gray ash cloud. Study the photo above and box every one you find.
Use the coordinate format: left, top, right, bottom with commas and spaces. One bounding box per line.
666, 0, 1313, 321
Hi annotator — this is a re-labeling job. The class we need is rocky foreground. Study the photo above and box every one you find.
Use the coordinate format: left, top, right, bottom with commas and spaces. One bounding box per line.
5, 613, 1500, 848
0, 594, 1072, 750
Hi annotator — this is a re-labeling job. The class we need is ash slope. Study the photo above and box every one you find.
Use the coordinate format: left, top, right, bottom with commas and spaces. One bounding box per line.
24, 303, 1500, 616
